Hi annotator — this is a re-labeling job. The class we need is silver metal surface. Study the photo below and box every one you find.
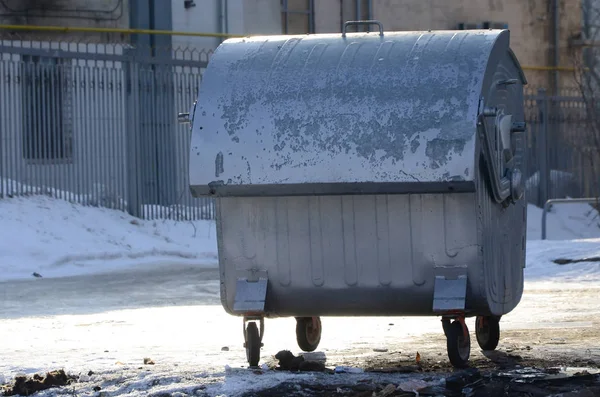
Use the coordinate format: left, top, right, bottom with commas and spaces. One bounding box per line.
190, 27, 530, 318
189, 29, 525, 196
233, 278, 268, 313
215, 190, 524, 318
433, 275, 468, 312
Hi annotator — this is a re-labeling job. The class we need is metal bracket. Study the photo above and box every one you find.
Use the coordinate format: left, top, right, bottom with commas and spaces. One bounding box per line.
497, 78, 519, 86
177, 112, 190, 124
243, 317, 265, 346
433, 274, 468, 312
233, 269, 268, 313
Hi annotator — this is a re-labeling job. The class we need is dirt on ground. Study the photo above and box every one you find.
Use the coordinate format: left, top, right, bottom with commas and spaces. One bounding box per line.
1, 370, 76, 396
243, 310, 600, 397
244, 348, 600, 397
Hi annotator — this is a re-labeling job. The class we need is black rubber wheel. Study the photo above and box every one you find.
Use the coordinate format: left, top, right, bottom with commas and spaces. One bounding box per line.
245, 322, 261, 367
475, 315, 500, 351
446, 320, 471, 368
296, 317, 322, 352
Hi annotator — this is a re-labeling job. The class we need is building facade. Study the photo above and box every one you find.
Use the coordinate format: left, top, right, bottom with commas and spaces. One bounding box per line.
0, 0, 582, 89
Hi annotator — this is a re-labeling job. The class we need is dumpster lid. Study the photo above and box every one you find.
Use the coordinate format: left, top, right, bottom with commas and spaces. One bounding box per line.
189, 28, 525, 197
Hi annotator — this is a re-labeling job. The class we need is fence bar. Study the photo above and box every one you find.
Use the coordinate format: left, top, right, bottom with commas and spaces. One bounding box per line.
541, 198, 600, 239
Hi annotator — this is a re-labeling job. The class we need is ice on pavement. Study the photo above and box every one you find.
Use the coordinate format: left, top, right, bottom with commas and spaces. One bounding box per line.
0, 195, 217, 281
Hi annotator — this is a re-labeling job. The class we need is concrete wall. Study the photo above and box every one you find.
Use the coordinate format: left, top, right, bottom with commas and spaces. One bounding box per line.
0, 0, 129, 42
374, 0, 580, 90
171, 0, 222, 52
171, 0, 281, 52
241, 0, 281, 35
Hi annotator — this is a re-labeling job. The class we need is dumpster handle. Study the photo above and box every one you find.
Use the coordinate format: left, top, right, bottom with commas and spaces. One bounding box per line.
477, 113, 512, 204
342, 20, 384, 37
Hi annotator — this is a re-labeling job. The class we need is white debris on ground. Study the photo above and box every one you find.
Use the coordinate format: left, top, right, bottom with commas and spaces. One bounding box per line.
0, 194, 600, 396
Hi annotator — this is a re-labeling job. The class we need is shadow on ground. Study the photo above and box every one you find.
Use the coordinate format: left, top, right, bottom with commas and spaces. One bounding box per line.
0, 265, 221, 319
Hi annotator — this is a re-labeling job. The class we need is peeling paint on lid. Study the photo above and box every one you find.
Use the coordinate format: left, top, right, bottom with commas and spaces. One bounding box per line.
189, 30, 520, 189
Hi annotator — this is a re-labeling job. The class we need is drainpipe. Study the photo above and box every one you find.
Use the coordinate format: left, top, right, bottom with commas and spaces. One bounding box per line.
356, 0, 361, 30
367, 0, 372, 20
340, 0, 344, 32
583, 0, 591, 76
218, 0, 228, 43
552, 0, 559, 94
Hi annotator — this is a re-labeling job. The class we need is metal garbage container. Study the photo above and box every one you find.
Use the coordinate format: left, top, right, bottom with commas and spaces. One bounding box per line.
183, 21, 528, 368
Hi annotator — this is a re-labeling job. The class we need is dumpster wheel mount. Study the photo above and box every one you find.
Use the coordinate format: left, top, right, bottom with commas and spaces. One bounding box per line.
475, 315, 501, 351
243, 317, 264, 368
443, 317, 471, 368
295, 316, 322, 352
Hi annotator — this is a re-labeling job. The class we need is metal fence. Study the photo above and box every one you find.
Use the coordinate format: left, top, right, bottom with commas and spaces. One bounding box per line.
0, 38, 216, 220
0, 38, 598, 219
524, 88, 600, 207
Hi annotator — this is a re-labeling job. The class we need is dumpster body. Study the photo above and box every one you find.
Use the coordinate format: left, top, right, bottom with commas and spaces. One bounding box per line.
186, 23, 528, 367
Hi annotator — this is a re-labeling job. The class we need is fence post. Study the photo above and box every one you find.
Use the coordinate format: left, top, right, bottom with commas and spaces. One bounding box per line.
125, 51, 142, 218
537, 88, 550, 208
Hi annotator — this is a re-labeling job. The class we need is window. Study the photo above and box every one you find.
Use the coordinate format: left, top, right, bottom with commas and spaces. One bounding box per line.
281, 0, 315, 34
21, 55, 73, 162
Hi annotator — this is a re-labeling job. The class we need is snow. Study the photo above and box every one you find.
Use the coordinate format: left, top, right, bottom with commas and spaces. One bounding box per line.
526, 202, 600, 240
525, 238, 600, 285
524, 201, 600, 287
0, 195, 217, 281
1, 177, 214, 220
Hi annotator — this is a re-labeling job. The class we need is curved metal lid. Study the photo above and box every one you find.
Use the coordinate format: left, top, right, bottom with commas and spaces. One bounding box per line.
189, 27, 525, 196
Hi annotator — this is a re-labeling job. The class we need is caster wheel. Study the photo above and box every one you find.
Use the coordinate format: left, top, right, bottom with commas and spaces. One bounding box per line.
475, 315, 500, 351
245, 322, 261, 367
296, 316, 321, 352
446, 320, 471, 368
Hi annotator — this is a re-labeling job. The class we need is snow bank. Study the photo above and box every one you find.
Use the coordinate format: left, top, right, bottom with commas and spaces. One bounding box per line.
527, 202, 600, 240
1, 192, 599, 283
0, 178, 214, 220
526, 239, 600, 285
0, 195, 218, 281
524, 201, 600, 285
